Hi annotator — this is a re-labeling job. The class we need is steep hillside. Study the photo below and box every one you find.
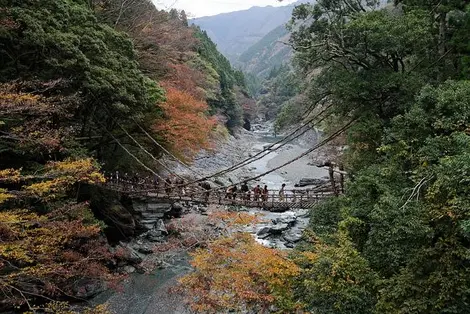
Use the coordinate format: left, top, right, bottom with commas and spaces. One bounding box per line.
239, 25, 292, 78
191, 3, 296, 62
0, 1, 252, 310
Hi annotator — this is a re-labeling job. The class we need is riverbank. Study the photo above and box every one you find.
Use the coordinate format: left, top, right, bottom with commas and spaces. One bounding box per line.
266, 143, 329, 184
170, 123, 330, 189
95, 123, 331, 313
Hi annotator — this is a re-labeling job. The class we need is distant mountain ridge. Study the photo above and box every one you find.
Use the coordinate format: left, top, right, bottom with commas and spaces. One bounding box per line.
238, 24, 292, 78
191, 3, 298, 63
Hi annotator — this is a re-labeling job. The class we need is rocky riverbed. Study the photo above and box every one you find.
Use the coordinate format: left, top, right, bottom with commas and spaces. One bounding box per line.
93, 123, 332, 313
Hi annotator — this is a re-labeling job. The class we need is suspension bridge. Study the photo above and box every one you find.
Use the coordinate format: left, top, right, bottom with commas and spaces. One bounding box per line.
99, 106, 352, 210
102, 176, 338, 211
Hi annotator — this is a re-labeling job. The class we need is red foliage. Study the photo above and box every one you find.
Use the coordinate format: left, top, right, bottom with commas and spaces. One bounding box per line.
153, 84, 216, 159
164, 63, 207, 100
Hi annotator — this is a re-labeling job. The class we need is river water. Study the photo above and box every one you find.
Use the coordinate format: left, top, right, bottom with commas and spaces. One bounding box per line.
95, 125, 327, 313
241, 127, 317, 249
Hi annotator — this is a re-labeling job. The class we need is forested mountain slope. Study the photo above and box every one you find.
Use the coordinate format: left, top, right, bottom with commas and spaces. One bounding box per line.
239, 25, 292, 78
0, 0, 249, 311
191, 3, 297, 63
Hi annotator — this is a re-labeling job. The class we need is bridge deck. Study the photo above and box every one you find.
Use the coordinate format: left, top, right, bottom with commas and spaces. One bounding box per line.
104, 182, 334, 210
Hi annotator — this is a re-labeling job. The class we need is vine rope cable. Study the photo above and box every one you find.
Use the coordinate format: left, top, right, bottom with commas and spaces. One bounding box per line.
181, 102, 336, 184
168, 117, 357, 195
117, 123, 185, 180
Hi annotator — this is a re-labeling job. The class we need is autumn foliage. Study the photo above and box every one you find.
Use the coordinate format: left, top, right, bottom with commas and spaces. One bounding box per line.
0, 159, 117, 311
209, 211, 263, 227
154, 85, 216, 159
0, 82, 77, 157
178, 233, 301, 313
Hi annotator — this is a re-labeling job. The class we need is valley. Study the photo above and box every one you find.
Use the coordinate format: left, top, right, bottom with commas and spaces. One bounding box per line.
2, 0, 470, 313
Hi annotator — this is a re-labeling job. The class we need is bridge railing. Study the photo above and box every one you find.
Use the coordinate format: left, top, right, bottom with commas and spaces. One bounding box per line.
101, 174, 335, 207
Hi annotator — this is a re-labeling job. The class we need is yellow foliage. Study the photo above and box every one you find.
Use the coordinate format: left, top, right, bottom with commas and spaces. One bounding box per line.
0, 158, 106, 199
0, 168, 21, 182
0, 188, 14, 204
0, 158, 114, 309
23, 301, 110, 314
179, 233, 301, 313
209, 211, 263, 226
45, 158, 106, 183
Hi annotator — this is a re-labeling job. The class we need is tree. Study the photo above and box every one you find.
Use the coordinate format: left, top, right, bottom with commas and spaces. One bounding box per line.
153, 84, 216, 159
0, 158, 118, 311
295, 228, 378, 314
288, 1, 470, 313
194, 28, 245, 129
178, 233, 301, 313
0, 0, 164, 169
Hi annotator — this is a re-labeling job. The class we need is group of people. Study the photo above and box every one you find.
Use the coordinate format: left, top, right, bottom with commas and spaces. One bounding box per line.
224, 182, 287, 202
106, 171, 290, 203
164, 176, 186, 195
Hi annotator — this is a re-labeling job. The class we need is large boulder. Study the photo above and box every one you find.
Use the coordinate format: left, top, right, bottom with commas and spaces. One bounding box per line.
270, 223, 289, 234
105, 204, 135, 236
165, 202, 184, 218
132, 201, 171, 231
85, 186, 135, 240
256, 224, 290, 238
272, 216, 297, 227
257, 226, 271, 237
282, 231, 303, 244
155, 219, 168, 235
145, 230, 164, 242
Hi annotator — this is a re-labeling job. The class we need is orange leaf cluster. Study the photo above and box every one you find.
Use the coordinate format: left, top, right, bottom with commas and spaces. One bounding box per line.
178, 233, 301, 313
154, 85, 217, 159
164, 63, 207, 100
209, 211, 263, 227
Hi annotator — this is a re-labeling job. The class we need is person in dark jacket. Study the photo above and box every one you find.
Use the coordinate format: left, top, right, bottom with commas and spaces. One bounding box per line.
262, 185, 268, 202
241, 182, 249, 200
253, 185, 261, 201
199, 181, 211, 201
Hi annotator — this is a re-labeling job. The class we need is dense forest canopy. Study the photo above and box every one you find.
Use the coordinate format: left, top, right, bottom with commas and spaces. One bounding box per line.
290, 0, 470, 312
3, 0, 470, 312
0, 0, 249, 311
180, 0, 470, 313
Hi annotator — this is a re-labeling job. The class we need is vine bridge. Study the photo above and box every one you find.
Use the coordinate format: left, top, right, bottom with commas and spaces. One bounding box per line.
101, 110, 351, 210
103, 177, 338, 211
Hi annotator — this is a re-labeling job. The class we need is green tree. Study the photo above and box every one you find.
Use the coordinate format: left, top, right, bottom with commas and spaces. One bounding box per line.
289, 1, 470, 313
0, 0, 163, 169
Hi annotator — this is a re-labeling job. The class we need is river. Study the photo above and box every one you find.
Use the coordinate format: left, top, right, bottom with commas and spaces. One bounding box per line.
94, 124, 328, 313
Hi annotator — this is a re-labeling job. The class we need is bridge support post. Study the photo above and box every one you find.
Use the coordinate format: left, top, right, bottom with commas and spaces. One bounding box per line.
329, 164, 339, 196
339, 164, 345, 194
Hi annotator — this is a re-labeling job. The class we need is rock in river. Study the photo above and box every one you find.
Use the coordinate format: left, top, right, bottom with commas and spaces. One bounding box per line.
282, 231, 303, 244
257, 226, 271, 237
270, 223, 289, 234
